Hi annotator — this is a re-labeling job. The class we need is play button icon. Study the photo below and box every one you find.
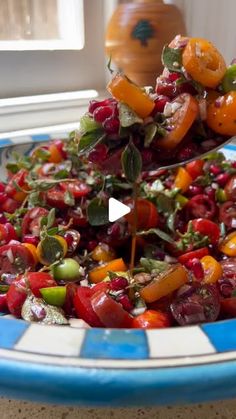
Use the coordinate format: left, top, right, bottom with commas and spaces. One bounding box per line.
108, 198, 131, 222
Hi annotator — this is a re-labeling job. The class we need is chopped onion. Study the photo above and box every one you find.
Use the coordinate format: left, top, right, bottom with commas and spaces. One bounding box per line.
6, 248, 14, 264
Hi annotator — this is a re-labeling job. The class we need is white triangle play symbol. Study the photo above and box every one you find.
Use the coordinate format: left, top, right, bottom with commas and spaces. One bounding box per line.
108, 198, 131, 222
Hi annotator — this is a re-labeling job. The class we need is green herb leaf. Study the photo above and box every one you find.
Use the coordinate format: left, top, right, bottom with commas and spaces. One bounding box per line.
28, 191, 42, 207
87, 198, 109, 226
144, 124, 157, 147
47, 208, 56, 229
161, 45, 183, 72
138, 228, 175, 244
0, 284, 9, 293
167, 211, 176, 232
118, 103, 143, 127
140, 257, 169, 274
121, 141, 142, 183
203, 151, 225, 161
54, 169, 70, 180
79, 115, 102, 133
39, 235, 64, 265
155, 193, 175, 215
78, 129, 105, 154
64, 190, 75, 206
33, 148, 51, 161
47, 227, 59, 236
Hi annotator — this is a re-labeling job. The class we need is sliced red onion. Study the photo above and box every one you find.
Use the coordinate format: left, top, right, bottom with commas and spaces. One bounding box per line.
31, 304, 46, 321
176, 284, 195, 299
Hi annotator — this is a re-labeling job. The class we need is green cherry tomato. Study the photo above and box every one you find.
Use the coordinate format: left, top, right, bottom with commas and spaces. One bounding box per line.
222, 64, 236, 93
40, 286, 66, 307
52, 258, 81, 282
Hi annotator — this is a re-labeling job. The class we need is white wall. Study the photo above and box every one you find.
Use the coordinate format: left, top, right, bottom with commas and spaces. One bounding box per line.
171, 0, 236, 64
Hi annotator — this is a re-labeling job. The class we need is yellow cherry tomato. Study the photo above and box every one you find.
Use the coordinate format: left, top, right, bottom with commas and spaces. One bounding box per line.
207, 91, 236, 136
23, 243, 39, 265
182, 38, 226, 88
107, 74, 155, 118
219, 231, 236, 256
89, 258, 127, 284
201, 255, 223, 284
92, 243, 116, 263
174, 167, 193, 193
140, 264, 188, 303
48, 144, 63, 164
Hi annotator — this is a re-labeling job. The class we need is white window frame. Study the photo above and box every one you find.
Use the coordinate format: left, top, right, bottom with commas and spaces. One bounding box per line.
0, 0, 116, 99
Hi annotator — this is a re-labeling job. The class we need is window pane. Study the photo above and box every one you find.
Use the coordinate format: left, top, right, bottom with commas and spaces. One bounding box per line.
0, 0, 84, 50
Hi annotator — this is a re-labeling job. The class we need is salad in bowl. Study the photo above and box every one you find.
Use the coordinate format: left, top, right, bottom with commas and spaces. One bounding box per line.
1, 35, 236, 329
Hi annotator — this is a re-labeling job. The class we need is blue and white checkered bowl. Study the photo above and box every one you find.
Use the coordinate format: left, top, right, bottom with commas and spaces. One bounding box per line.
1, 134, 236, 407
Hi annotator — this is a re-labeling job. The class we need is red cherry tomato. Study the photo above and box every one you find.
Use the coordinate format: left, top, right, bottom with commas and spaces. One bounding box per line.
91, 291, 133, 328
5, 169, 29, 202
225, 175, 236, 201
178, 247, 210, 265
185, 160, 204, 180
0, 197, 19, 214
219, 201, 236, 228
186, 194, 217, 219
191, 219, 220, 245
0, 223, 17, 244
221, 297, 236, 317
22, 207, 49, 237
73, 283, 110, 327
60, 181, 91, 198
67, 208, 88, 227
124, 198, 159, 230
0, 294, 8, 312
46, 188, 69, 209
132, 309, 170, 329
0, 244, 35, 278
6, 272, 56, 317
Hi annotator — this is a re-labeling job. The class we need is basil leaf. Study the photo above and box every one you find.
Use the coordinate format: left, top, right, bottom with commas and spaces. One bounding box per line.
138, 228, 175, 244
79, 115, 101, 133
64, 190, 75, 206
119, 103, 143, 127
78, 129, 105, 154
121, 141, 142, 183
144, 124, 157, 147
87, 198, 109, 226
161, 45, 183, 72
140, 258, 169, 274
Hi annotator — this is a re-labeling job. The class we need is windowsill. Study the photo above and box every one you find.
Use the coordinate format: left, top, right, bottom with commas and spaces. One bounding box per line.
0, 90, 107, 134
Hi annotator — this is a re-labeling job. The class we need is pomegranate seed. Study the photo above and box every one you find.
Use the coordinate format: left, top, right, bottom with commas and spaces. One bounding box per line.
141, 149, 155, 165
186, 258, 204, 281
107, 222, 121, 239
23, 234, 39, 246
110, 276, 128, 291
103, 117, 120, 134
204, 186, 216, 201
117, 294, 133, 312
93, 106, 113, 123
87, 240, 98, 252
187, 185, 204, 196
177, 144, 196, 161
209, 164, 222, 176
88, 100, 100, 114
164, 179, 173, 189
0, 213, 7, 224
168, 72, 180, 82
216, 172, 231, 187
0, 192, 7, 204
153, 95, 170, 113
155, 78, 177, 98
88, 144, 108, 164
0, 183, 5, 193
231, 162, 236, 169
179, 82, 197, 95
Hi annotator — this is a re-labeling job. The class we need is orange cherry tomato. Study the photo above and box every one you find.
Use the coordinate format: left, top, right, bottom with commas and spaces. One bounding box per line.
89, 258, 127, 284
92, 243, 116, 263
124, 198, 159, 230
132, 310, 170, 329
107, 74, 155, 118
156, 94, 199, 150
5, 169, 30, 203
207, 91, 236, 136
140, 264, 188, 303
48, 144, 63, 164
185, 160, 204, 180
174, 167, 193, 193
200, 255, 223, 284
182, 38, 226, 88
219, 231, 236, 257
36, 235, 68, 266
22, 243, 39, 265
